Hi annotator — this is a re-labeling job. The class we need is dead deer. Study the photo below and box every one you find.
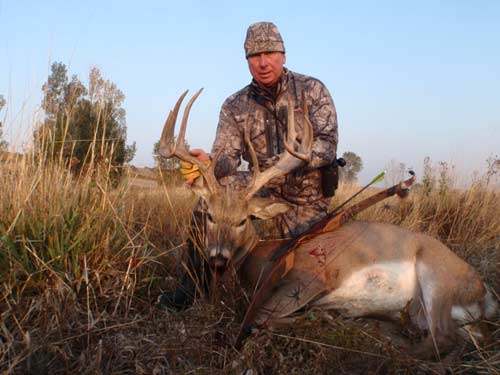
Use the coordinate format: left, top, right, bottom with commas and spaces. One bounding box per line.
158, 89, 498, 354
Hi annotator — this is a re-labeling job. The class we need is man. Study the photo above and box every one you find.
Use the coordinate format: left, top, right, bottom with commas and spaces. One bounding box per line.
158, 21, 338, 309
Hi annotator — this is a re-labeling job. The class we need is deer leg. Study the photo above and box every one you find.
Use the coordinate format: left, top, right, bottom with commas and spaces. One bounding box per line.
253, 269, 326, 329
412, 260, 459, 359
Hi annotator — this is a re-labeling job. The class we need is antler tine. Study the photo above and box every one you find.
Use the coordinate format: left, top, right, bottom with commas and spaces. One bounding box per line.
286, 95, 297, 144
159, 89, 220, 194
177, 88, 204, 151
209, 147, 224, 175
301, 91, 314, 152
177, 88, 221, 194
158, 90, 189, 158
244, 92, 313, 200
284, 91, 312, 162
244, 119, 261, 187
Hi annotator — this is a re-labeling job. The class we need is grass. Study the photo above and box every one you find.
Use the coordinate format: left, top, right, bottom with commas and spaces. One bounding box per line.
0, 151, 499, 374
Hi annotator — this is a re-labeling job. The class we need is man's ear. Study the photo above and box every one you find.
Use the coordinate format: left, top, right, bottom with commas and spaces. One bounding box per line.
248, 197, 292, 220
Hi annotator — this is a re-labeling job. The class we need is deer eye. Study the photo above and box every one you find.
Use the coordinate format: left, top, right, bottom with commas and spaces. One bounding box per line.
237, 218, 247, 227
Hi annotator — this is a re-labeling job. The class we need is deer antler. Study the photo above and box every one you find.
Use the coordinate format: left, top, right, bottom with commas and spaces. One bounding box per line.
159, 89, 220, 193
244, 92, 314, 199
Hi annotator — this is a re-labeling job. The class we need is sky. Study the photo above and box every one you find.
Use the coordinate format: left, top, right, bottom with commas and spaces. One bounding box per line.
1, 0, 499, 184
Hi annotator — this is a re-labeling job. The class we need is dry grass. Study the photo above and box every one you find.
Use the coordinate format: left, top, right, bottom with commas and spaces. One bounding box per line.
1, 153, 499, 374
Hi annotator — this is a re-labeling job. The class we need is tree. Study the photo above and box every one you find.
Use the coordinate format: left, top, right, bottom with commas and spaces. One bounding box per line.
37, 63, 136, 173
339, 151, 363, 183
485, 154, 500, 185
0, 95, 7, 151
42, 62, 68, 119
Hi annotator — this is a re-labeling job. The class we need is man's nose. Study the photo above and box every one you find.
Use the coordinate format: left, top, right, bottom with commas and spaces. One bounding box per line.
258, 54, 269, 67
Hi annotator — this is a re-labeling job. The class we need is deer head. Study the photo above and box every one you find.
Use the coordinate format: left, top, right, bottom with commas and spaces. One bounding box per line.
159, 89, 313, 271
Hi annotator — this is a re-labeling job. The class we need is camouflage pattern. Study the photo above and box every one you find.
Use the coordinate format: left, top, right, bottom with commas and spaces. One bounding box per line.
244, 22, 285, 57
211, 68, 338, 237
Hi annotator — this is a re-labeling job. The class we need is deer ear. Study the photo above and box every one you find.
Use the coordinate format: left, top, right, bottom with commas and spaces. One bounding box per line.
248, 197, 292, 220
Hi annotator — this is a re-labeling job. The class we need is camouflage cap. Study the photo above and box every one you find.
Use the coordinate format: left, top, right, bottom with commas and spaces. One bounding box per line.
244, 22, 285, 58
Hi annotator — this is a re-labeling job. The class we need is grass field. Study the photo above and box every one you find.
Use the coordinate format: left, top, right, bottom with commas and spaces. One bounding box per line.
0, 153, 499, 374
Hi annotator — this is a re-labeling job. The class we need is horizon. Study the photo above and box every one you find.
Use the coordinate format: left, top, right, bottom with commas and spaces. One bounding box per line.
1, 0, 499, 185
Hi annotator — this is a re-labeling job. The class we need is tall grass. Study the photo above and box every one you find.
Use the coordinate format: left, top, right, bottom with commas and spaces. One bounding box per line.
0, 148, 499, 373
0, 151, 195, 374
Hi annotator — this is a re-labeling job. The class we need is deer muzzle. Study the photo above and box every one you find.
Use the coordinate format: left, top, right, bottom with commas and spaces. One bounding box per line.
208, 247, 231, 271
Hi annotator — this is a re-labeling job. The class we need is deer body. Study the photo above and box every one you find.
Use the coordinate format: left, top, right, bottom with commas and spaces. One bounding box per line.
159, 90, 497, 350
245, 221, 497, 341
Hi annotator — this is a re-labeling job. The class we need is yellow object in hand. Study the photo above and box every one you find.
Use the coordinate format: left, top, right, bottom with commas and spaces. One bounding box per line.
179, 159, 210, 183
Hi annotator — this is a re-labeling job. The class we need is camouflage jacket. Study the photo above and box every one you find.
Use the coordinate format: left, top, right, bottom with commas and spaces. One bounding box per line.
212, 68, 338, 206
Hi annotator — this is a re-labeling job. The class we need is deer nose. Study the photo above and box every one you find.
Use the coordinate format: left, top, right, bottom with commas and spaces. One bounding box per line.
208, 247, 231, 269
209, 253, 228, 270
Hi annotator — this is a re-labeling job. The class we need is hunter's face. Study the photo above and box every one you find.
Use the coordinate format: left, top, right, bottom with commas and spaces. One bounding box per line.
247, 51, 286, 87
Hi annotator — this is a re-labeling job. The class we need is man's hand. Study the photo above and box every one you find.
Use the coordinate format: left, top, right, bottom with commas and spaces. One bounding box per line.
179, 149, 210, 185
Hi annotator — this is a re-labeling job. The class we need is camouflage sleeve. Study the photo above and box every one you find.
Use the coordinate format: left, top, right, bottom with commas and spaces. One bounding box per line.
211, 98, 243, 179
307, 81, 338, 169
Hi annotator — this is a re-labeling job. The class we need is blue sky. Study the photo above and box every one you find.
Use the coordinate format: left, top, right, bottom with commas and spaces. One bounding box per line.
1, 0, 499, 184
